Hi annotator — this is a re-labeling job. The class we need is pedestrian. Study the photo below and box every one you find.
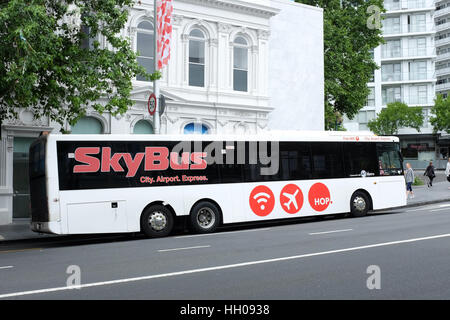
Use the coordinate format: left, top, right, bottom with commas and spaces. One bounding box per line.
446, 158, 450, 190
424, 161, 435, 187
405, 162, 415, 199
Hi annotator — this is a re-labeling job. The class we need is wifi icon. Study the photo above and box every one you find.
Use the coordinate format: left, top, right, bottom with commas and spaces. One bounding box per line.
249, 185, 275, 217
253, 192, 271, 210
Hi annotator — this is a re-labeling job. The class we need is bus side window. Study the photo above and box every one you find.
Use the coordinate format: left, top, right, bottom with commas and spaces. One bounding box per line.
280, 142, 312, 180
311, 142, 344, 179
343, 143, 378, 177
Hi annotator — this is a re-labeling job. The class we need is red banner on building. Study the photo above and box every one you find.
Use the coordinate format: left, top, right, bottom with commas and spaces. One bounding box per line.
157, 0, 173, 69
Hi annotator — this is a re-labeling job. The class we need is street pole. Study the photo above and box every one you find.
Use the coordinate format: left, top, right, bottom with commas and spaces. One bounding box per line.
153, 0, 160, 134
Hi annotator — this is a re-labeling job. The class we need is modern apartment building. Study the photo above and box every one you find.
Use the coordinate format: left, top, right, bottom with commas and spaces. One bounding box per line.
344, 0, 447, 168
435, 0, 450, 97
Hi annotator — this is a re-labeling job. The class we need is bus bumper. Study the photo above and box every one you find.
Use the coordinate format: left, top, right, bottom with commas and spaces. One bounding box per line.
31, 221, 62, 234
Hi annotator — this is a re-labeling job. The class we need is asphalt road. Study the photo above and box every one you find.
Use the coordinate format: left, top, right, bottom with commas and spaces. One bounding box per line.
1, 202, 450, 300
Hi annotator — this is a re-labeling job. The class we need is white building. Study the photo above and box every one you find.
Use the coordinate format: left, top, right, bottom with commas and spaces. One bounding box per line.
0, 0, 324, 225
344, 0, 439, 168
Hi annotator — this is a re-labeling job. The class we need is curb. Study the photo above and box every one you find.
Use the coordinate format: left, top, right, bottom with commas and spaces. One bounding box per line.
373, 198, 450, 212
402, 198, 450, 209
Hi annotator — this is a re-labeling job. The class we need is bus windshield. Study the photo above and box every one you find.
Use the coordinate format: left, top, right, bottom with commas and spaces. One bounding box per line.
377, 142, 403, 176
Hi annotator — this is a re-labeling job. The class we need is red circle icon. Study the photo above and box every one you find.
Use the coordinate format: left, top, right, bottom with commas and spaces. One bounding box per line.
280, 184, 303, 214
249, 185, 275, 217
308, 183, 331, 212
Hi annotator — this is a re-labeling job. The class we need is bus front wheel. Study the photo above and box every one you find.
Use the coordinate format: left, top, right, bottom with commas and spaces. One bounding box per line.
190, 201, 221, 234
141, 205, 174, 238
350, 191, 370, 217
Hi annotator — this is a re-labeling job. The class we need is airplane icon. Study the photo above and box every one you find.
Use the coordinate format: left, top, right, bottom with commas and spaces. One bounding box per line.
282, 189, 299, 211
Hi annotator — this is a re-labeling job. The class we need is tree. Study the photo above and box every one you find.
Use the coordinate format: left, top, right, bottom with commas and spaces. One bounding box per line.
430, 94, 450, 134
367, 102, 424, 135
295, 0, 384, 129
0, 0, 158, 130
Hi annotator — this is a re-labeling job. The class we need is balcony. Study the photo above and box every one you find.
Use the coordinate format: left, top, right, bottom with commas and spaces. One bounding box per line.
435, 21, 450, 32
436, 81, 450, 91
381, 72, 436, 83
382, 23, 435, 36
436, 51, 450, 62
384, 0, 435, 12
381, 47, 436, 60
436, 66, 450, 76
435, 6, 450, 18
435, 36, 450, 47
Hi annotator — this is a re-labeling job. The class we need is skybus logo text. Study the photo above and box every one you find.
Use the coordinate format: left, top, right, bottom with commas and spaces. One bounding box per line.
73, 147, 207, 178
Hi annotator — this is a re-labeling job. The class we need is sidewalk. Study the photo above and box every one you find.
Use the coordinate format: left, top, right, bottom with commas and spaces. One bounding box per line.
1, 181, 449, 242
0, 219, 56, 242
403, 180, 450, 207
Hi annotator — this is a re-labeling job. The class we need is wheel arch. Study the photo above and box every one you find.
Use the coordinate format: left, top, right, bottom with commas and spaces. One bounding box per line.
141, 201, 176, 221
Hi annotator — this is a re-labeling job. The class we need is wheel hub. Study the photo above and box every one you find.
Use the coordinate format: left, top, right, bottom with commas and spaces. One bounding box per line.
197, 208, 215, 228
353, 196, 366, 211
149, 211, 167, 231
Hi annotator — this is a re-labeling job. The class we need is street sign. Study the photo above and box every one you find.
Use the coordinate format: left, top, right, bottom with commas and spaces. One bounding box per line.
148, 93, 157, 116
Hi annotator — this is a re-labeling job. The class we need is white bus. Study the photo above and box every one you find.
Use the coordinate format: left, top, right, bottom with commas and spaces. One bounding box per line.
29, 131, 406, 238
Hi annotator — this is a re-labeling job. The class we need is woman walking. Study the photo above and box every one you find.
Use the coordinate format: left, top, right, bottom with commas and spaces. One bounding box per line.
424, 161, 435, 187
405, 163, 415, 199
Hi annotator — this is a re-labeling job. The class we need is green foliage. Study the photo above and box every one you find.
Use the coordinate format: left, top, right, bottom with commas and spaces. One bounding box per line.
367, 102, 424, 135
295, 0, 385, 129
413, 176, 424, 186
324, 103, 346, 130
0, 0, 156, 128
430, 94, 450, 134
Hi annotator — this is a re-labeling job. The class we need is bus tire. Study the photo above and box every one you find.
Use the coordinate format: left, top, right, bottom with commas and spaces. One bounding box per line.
350, 191, 370, 217
190, 201, 221, 234
140, 205, 174, 238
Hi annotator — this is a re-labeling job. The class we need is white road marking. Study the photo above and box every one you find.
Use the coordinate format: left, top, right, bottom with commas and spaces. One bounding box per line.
406, 206, 437, 212
309, 229, 353, 235
157, 245, 211, 252
174, 228, 271, 239
0, 266, 13, 270
406, 203, 450, 212
1, 233, 450, 299
430, 208, 450, 212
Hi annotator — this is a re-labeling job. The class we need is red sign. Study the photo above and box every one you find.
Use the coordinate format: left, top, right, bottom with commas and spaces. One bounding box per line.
280, 184, 303, 214
249, 185, 275, 217
148, 93, 157, 116
308, 183, 331, 212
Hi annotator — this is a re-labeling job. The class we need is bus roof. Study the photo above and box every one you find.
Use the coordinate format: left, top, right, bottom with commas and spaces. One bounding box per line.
46, 131, 399, 143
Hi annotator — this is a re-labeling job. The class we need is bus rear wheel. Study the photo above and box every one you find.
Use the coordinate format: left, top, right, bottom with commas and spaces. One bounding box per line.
190, 201, 221, 234
350, 191, 370, 217
141, 205, 174, 238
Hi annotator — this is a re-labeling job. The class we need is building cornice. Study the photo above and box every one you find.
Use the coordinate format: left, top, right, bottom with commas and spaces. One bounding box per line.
177, 0, 280, 18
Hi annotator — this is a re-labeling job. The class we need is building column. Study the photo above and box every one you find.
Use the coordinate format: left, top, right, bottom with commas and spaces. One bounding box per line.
0, 130, 14, 225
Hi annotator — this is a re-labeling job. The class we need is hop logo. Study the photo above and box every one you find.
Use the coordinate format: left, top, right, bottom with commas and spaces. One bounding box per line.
249, 185, 275, 217
308, 183, 331, 212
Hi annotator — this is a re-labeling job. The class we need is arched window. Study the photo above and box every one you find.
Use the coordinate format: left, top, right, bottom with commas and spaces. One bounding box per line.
183, 122, 209, 134
189, 29, 205, 87
136, 21, 155, 81
71, 116, 104, 134
233, 36, 249, 92
133, 120, 154, 134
